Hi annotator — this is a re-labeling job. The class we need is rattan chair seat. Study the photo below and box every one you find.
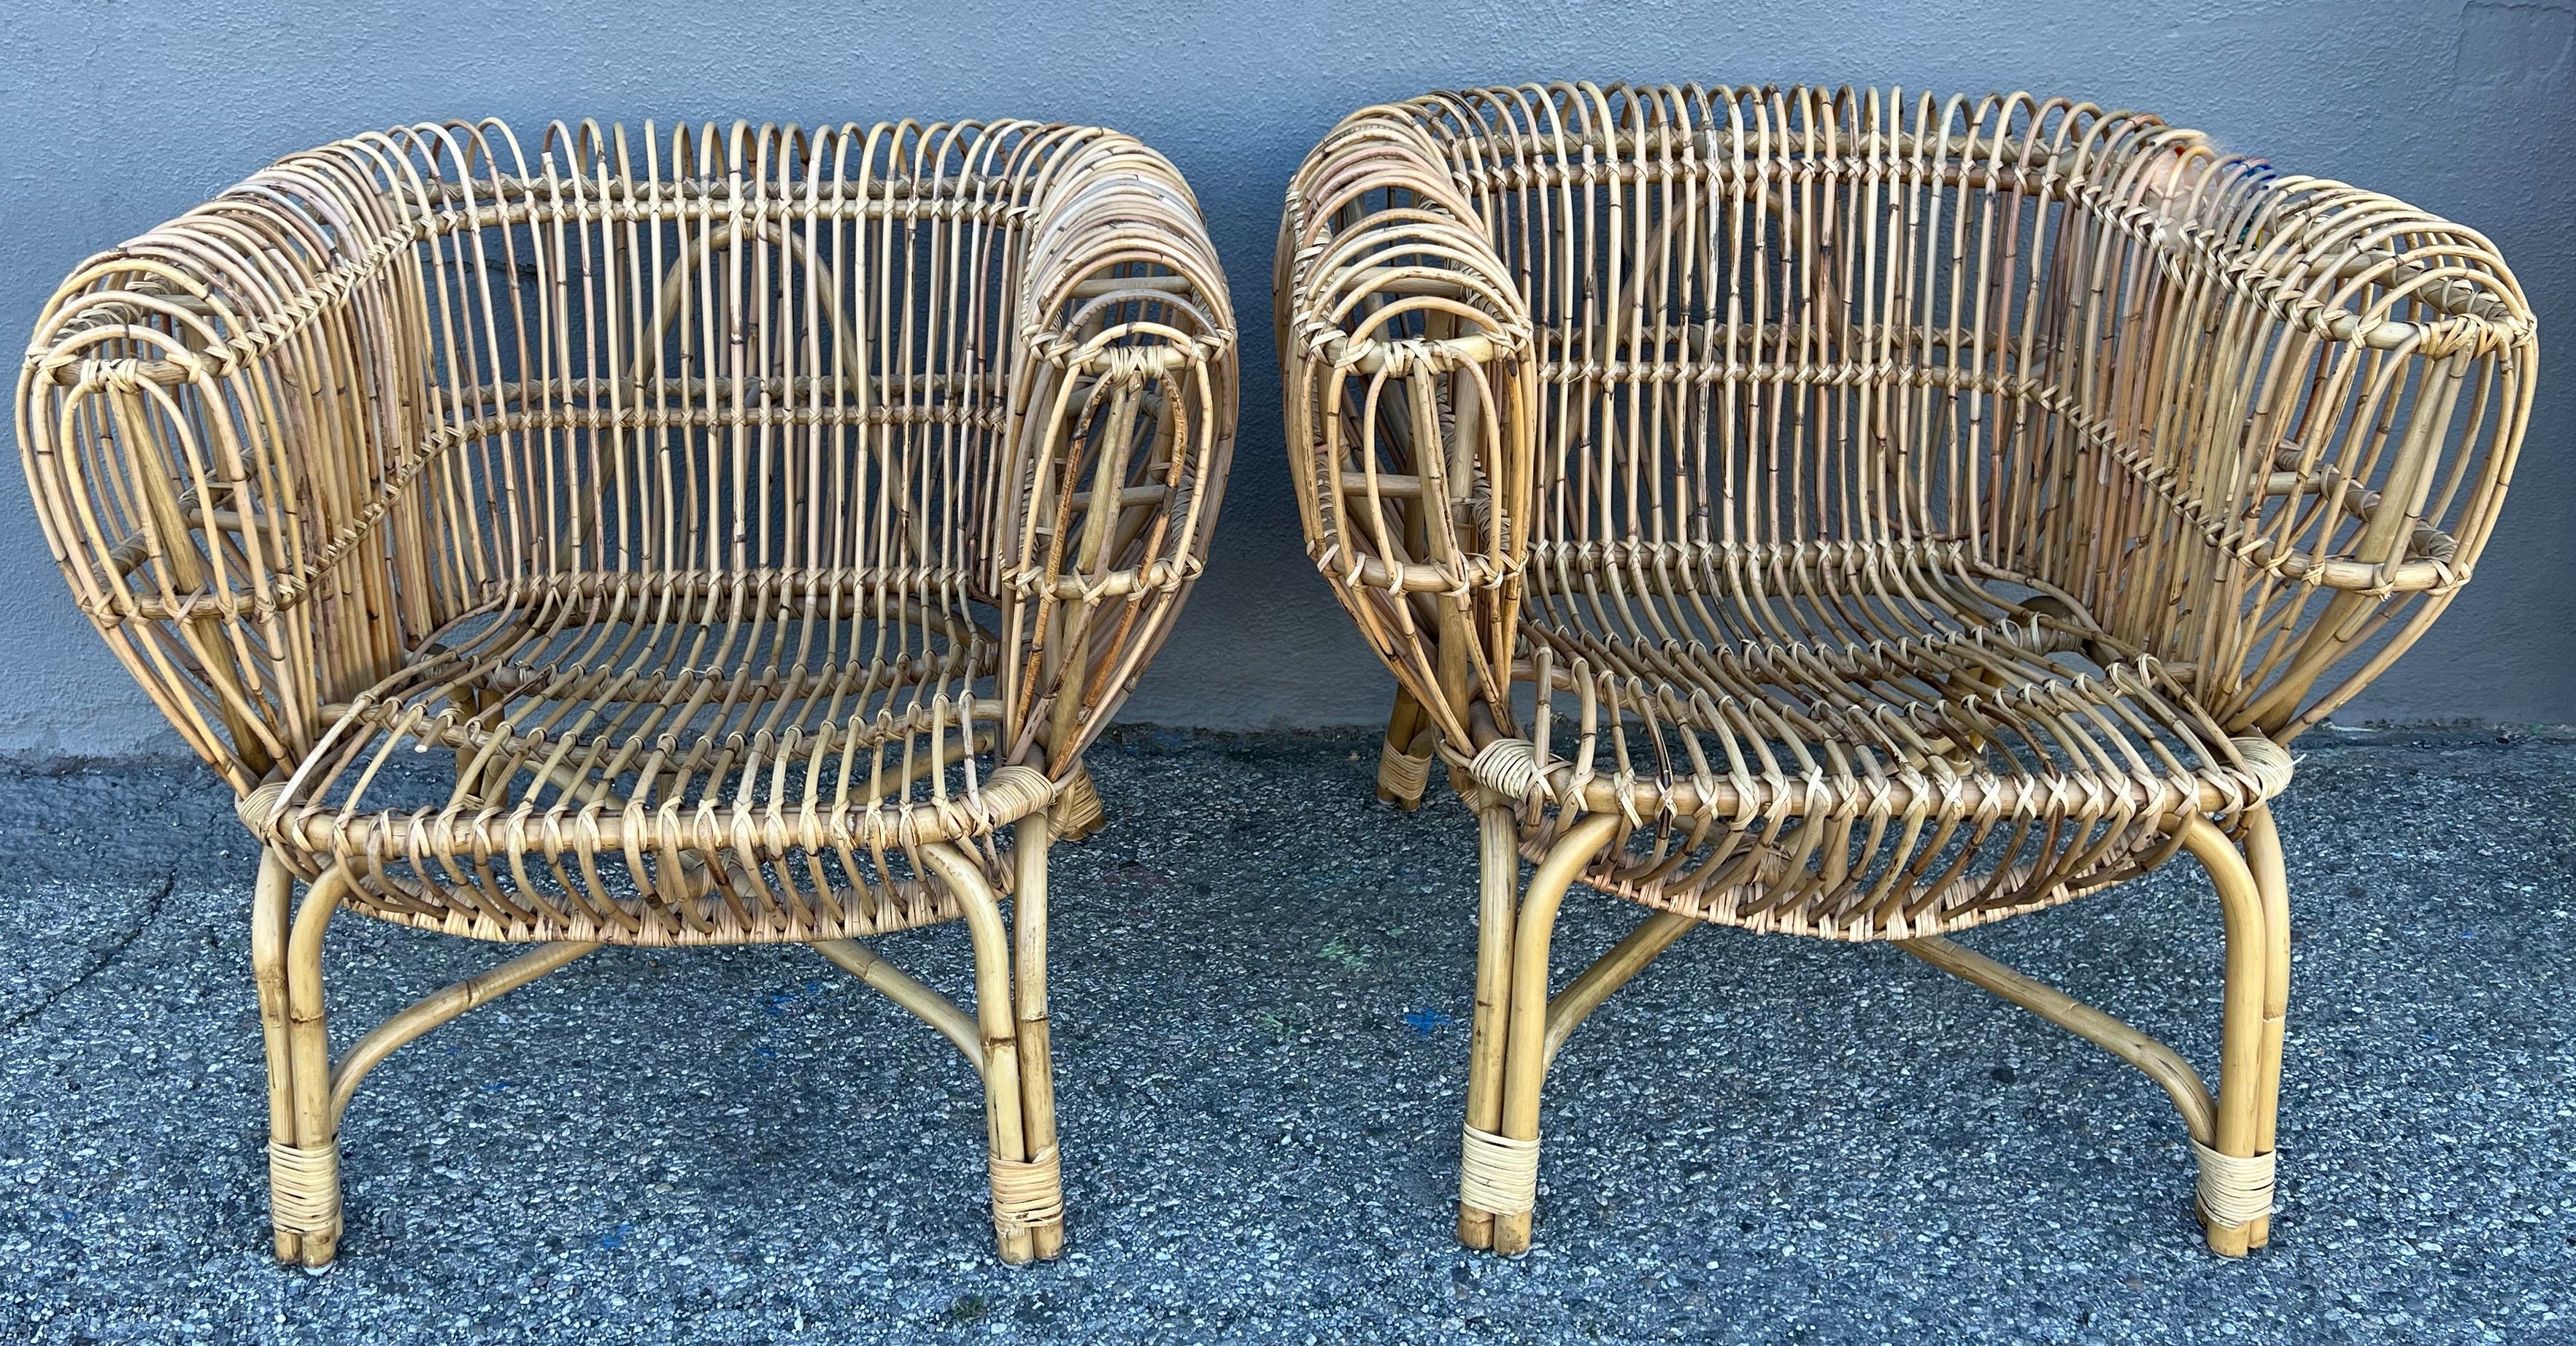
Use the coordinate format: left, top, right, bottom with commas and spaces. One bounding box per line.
251, 571, 1054, 945
1463, 541, 2293, 941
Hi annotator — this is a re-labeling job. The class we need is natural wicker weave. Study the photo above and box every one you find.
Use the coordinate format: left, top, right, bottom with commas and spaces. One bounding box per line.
20, 117, 1235, 1266
1278, 83, 2533, 1256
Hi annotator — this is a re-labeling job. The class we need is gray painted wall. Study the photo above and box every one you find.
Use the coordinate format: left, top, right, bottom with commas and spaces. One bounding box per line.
1, 0, 2568, 758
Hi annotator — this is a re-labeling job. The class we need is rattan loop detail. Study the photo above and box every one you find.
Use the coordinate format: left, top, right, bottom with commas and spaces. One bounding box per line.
1049, 766, 1106, 843
1469, 739, 1545, 804
1459, 1125, 1540, 1216
235, 781, 288, 837
2191, 1140, 2277, 1229
2229, 739, 2297, 802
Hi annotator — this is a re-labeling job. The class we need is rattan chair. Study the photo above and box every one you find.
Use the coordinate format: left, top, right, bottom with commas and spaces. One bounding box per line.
1278, 83, 2532, 1257
19, 116, 1235, 1266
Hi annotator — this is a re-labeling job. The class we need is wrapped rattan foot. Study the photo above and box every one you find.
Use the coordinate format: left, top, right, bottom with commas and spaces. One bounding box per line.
1458, 1124, 1539, 1226
989, 1146, 1065, 1258
1049, 766, 1105, 844
269, 1139, 342, 1267
1376, 738, 1434, 809
2193, 1139, 2277, 1255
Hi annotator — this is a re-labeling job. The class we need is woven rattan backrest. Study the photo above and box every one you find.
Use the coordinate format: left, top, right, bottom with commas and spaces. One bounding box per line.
1310, 83, 2532, 739
23, 119, 1234, 791
410, 123, 1039, 585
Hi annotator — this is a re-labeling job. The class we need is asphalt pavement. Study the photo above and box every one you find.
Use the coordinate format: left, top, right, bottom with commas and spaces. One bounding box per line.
0, 728, 2568, 1344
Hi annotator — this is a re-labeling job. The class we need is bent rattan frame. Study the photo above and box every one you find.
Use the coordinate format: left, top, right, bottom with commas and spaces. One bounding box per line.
1279, 82, 2533, 1256
20, 115, 1236, 1266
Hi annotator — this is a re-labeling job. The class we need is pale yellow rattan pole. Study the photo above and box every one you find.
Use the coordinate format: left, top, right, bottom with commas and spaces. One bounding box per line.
248, 850, 299, 1264
328, 942, 601, 1128
1540, 909, 1697, 1070
2175, 815, 2277, 1256
919, 839, 1056, 1264
1457, 801, 1522, 1248
811, 939, 986, 1069
1492, 811, 1628, 1255
1897, 936, 2218, 1145
2240, 804, 2293, 1250
280, 864, 351, 1267
1011, 813, 1063, 1261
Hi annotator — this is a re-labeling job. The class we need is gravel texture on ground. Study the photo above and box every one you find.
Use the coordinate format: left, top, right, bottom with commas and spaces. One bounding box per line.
0, 729, 2568, 1345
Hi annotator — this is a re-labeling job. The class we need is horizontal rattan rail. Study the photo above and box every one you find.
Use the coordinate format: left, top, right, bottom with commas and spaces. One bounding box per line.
1278, 81, 2533, 1258
19, 115, 1238, 1266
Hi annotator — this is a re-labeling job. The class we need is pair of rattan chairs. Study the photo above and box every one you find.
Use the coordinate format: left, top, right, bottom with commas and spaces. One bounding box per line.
18, 85, 2533, 1271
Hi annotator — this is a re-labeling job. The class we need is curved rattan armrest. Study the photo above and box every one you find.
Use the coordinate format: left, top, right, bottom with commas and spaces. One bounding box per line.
1278, 109, 1536, 748
16, 133, 448, 790
997, 131, 1238, 774
2037, 120, 2537, 739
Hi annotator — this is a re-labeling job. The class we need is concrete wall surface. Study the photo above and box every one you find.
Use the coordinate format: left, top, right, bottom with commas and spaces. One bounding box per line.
1, 0, 2567, 758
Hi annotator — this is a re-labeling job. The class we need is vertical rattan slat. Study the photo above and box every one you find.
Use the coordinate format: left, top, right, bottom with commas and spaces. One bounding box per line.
1279, 82, 2533, 1258
19, 115, 1236, 1266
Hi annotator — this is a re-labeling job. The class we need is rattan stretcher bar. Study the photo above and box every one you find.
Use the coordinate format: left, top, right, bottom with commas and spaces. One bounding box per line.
20, 115, 1237, 1266
1278, 82, 2533, 1256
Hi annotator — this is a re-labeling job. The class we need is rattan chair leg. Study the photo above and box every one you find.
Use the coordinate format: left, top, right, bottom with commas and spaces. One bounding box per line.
919, 842, 1061, 1264
1011, 817, 1064, 1260
254, 850, 603, 1266
1457, 804, 1522, 1248
249, 850, 301, 1264
1897, 816, 2284, 1255
1376, 688, 1435, 809
278, 864, 352, 1267
1486, 812, 1630, 1256
2240, 806, 2292, 1250
2175, 817, 2281, 1257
